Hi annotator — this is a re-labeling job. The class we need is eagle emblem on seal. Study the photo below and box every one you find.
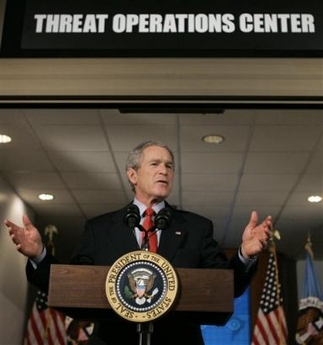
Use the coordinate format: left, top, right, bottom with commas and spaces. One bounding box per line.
124, 268, 159, 305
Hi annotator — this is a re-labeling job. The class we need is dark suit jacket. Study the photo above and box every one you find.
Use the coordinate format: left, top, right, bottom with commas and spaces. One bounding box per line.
26, 202, 257, 345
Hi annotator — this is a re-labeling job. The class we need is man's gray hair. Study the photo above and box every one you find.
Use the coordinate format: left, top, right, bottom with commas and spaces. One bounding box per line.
126, 140, 175, 171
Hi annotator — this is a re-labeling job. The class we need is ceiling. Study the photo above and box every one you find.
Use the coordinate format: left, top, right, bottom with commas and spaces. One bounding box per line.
1, 107, 322, 261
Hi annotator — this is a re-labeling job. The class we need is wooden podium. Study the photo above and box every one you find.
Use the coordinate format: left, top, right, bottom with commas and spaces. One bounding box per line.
48, 264, 234, 326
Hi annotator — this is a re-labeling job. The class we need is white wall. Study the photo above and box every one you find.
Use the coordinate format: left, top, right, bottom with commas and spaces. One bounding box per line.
0, 177, 33, 345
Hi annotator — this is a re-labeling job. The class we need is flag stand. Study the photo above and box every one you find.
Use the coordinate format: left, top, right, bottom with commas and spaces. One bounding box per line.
137, 322, 154, 345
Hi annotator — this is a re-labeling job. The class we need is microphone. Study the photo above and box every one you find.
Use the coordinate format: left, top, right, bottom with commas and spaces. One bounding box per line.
123, 204, 141, 229
154, 207, 172, 230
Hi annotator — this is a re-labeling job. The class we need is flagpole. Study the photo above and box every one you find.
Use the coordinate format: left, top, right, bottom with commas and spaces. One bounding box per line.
304, 233, 314, 259
44, 224, 58, 340
268, 238, 287, 345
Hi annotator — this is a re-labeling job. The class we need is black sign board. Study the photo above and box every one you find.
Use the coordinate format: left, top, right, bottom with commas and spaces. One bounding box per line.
1, 0, 322, 57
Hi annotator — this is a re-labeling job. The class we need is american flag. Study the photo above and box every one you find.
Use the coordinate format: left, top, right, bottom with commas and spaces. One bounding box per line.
252, 248, 288, 345
24, 290, 67, 345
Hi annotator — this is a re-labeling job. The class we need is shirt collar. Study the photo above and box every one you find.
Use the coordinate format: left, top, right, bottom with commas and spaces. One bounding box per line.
133, 198, 165, 216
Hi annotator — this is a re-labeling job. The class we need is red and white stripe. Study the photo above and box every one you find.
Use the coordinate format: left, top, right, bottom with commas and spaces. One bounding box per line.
252, 301, 288, 345
24, 304, 66, 345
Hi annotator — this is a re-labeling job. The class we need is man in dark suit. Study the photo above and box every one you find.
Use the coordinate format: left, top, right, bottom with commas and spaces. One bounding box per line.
5, 140, 272, 345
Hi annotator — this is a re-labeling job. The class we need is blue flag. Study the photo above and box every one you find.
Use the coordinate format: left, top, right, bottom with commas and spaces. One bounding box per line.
295, 244, 323, 344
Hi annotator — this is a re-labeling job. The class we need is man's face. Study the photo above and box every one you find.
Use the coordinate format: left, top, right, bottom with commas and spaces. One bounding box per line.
127, 146, 174, 204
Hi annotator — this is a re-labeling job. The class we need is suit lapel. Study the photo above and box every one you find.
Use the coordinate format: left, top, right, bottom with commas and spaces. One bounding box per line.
109, 205, 141, 254
157, 208, 187, 262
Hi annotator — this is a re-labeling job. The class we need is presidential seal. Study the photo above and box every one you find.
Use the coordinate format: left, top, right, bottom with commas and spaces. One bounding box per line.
105, 250, 178, 323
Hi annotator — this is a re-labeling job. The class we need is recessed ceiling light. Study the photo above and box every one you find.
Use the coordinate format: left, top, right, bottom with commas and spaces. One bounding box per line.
202, 134, 225, 144
0, 134, 12, 144
307, 195, 322, 203
38, 193, 55, 201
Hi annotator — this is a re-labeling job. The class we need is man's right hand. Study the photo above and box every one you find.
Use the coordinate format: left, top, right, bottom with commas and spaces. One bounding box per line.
4, 214, 43, 258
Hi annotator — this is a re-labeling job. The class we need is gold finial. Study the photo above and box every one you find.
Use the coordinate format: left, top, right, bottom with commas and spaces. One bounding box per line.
267, 229, 281, 253
44, 224, 58, 256
44, 224, 58, 242
304, 233, 314, 259
273, 229, 281, 240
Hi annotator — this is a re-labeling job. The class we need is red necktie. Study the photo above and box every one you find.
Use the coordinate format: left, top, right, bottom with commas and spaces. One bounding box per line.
142, 207, 157, 253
